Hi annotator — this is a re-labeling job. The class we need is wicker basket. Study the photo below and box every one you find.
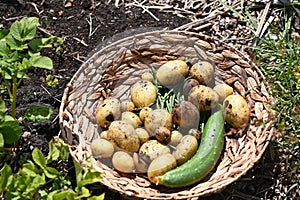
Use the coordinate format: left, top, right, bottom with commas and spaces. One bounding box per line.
59, 30, 275, 199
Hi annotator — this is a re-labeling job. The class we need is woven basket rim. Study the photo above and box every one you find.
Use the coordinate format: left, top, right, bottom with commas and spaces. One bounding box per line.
59, 30, 276, 199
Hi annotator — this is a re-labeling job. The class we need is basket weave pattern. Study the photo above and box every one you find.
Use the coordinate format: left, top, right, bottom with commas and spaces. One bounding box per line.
59, 31, 275, 199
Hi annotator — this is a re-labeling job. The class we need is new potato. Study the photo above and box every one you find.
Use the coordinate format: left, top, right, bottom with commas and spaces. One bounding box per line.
223, 94, 250, 128
188, 85, 219, 111
107, 120, 140, 153
189, 61, 214, 85
96, 98, 121, 128
144, 109, 173, 136
130, 80, 157, 108
156, 60, 189, 86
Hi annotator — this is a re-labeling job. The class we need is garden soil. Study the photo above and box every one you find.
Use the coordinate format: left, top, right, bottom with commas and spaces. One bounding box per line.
0, 0, 298, 199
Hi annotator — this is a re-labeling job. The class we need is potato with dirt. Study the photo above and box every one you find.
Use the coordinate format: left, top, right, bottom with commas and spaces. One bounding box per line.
156, 60, 189, 86
188, 85, 219, 111
112, 151, 135, 173
139, 107, 152, 122
189, 61, 214, 85
172, 135, 198, 165
130, 80, 157, 108
223, 94, 250, 128
171, 100, 200, 129
121, 111, 142, 128
139, 140, 171, 164
155, 127, 172, 144
213, 83, 234, 102
147, 153, 177, 184
182, 78, 200, 97
144, 109, 173, 136
107, 120, 140, 153
96, 97, 121, 128
91, 138, 114, 158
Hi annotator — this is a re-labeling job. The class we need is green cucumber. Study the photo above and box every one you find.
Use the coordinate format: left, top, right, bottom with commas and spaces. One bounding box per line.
158, 106, 225, 188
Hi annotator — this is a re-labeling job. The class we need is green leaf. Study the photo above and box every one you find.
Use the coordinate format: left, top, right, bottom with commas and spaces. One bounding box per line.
10, 17, 39, 41
29, 55, 53, 70
87, 193, 105, 200
74, 159, 83, 187
52, 190, 75, 200
22, 162, 39, 176
80, 170, 103, 187
0, 29, 9, 40
6, 36, 28, 51
0, 40, 11, 57
55, 139, 70, 161
32, 148, 46, 169
47, 140, 60, 164
44, 166, 60, 179
0, 133, 3, 148
24, 105, 53, 122
0, 163, 13, 192
0, 98, 5, 113
0, 116, 22, 144
75, 187, 91, 199
29, 38, 54, 52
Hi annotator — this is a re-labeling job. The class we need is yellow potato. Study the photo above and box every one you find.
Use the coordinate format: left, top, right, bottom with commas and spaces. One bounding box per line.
139, 107, 152, 122
139, 140, 170, 164
144, 109, 173, 136
107, 120, 140, 152
188, 85, 219, 111
213, 83, 234, 102
91, 138, 114, 158
121, 111, 142, 128
223, 94, 250, 128
130, 80, 157, 108
172, 135, 198, 165
156, 60, 189, 86
189, 61, 214, 85
147, 153, 177, 185
135, 127, 150, 144
112, 151, 135, 173
96, 98, 121, 128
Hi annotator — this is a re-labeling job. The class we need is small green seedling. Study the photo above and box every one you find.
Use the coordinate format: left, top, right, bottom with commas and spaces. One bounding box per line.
0, 17, 63, 119
0, 138, 105, 199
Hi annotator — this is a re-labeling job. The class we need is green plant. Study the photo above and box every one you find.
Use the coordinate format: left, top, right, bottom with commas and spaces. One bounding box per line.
251, 9, 300, 195
0, 98, 22, 155
0, 138, 104, 199
46, 74, 59, 87
0, 17, 63, 119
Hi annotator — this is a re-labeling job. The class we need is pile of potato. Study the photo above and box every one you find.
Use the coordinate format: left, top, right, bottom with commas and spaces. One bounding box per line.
92, 59, 250, 181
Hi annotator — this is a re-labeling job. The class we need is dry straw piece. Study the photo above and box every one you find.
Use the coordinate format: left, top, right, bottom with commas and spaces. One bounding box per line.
59, 30, 276, 199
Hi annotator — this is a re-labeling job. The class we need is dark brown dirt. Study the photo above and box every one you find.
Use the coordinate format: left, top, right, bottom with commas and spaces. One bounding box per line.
0, 0, 299, 199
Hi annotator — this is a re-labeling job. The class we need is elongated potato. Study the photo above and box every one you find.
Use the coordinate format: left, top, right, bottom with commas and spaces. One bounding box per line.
171, 100, 200, 129
147, 153, 177, 184
91, 138, 114, 158
188, 85, 219, 111
223, 94, 250, 128
112, 151, 135, 173
156, 60, 188, 86
172, 135, 198, 165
